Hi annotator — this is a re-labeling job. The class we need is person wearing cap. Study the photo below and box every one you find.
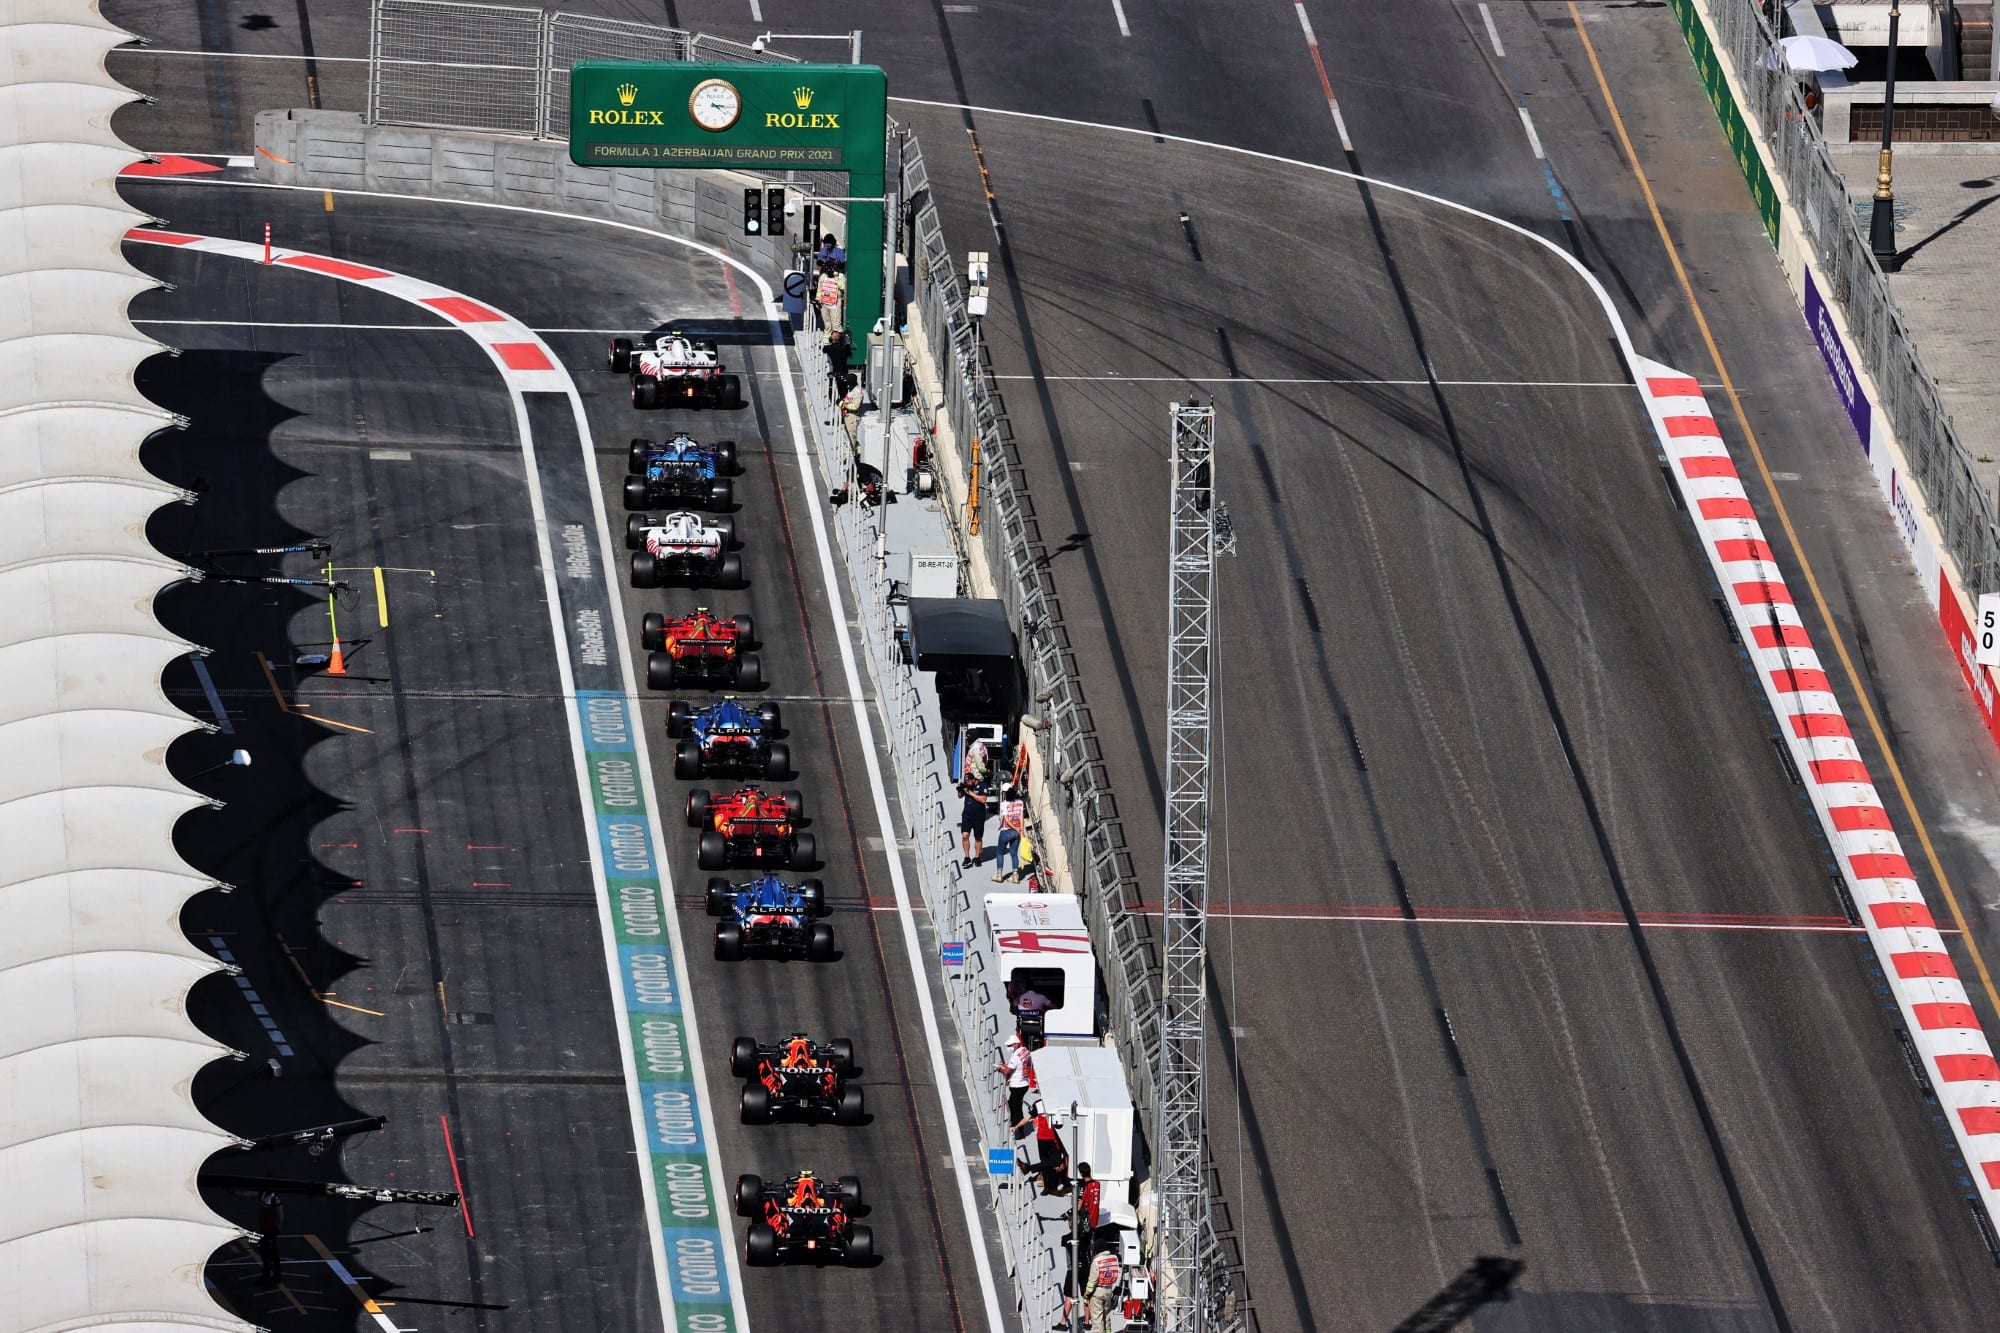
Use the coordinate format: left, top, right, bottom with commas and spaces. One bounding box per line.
996, 1031, 1033, 1133
995, 782, 1027, 882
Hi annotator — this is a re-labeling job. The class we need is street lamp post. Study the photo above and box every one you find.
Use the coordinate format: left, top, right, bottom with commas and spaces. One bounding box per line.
1870, 0, 1903, 266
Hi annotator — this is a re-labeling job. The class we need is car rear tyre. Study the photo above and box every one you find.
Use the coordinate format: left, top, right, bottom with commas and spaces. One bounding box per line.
837, 1086, 865, 1125
646, 652, 675, 692
807, 920, 835, 962
629, 552, 659, 588
764, 741, 790, 781
684, 790, 711, 827
747, 1222, 778, 1267
740, 1083, 773, 1124
717, 552, 743, 588
720, 374, 744, 410
622, 476, 649, 512
625, 512, 651, 548
674, 739, 703, 781
699, 828, 730, 870
846, 1224, 873, 1265
632, 376, 659, 409
708, 478, 733, 510
735, 1174, 764, 1218
730, 1037, 759, 1079
733, 652, 764, 690
705, 878, 730, 917
608, 337, 632, 373
715, 921, 744, 961
789, 831, 817, 871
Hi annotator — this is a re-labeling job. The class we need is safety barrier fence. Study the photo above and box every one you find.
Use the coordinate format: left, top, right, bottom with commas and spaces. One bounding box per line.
363, 2, 1248, 1320
368, 1, 792, 139
899, 127, 1250, 1331
1680, 0, 2000, 594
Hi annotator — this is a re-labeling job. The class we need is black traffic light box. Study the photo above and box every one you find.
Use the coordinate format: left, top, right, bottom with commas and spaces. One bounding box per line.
742, 187, 763, 236
766, 187, 786, 237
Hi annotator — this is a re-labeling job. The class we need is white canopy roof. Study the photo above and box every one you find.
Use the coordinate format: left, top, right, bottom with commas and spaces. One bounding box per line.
0, 3, 249, 1330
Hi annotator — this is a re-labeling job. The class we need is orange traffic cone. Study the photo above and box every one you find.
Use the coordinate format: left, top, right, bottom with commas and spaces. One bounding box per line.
327, 639, 347, 676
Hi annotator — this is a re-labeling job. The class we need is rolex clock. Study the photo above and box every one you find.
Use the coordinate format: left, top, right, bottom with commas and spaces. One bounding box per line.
688, 78, 742, 132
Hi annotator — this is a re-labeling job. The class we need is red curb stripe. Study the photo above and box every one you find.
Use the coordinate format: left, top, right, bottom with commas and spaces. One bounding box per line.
1733, 581, 1793, 606
1716, 538, 1777, 564
1809, 757, 1871, 783
1790, 713, 1853, 740
126, 228, 203, 245
1679, 455, 1738, 481
1872, 900, 1936, 932
1852, 852, 1915, 881
279, 254, 392, 280
120, 154, 224, 177
1893, 950, 1957, 980
1698, 497, 1756, 521
422, 295, 505, 323
1664, 414, 1722, 438
1830, 805, 1893, 833
1915, 1001, 1980, 1030
1964, 1108, 2000, 1134
1646, 376, 1702, 397
1770, 668, 1832, 695
492, 341, 554, 371
1936, 1053, 2000, 1083
1985, 1162, 2000, 1190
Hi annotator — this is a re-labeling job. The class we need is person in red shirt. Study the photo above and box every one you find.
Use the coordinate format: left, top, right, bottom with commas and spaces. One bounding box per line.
1074, 1161, 1101, 1232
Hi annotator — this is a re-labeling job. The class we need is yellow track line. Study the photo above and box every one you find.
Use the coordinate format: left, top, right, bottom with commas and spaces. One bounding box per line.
1565, 0, 2000, 1018
373, 565, 389, 628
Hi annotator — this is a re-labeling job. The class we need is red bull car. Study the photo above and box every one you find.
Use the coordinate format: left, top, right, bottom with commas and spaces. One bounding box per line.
731, 1033, 864, 1124
736, 1170, 872, 1266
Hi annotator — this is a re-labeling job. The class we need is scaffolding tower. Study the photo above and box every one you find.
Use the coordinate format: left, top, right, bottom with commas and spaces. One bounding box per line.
1155, 401, 1218, 1332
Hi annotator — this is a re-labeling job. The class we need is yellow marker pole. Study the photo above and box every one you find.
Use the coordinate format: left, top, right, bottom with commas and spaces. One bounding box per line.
373, 566, 389, 628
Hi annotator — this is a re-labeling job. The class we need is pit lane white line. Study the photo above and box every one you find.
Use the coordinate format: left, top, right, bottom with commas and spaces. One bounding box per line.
137, 173, 1010, 1333
1111, 0, 1132, 37
1478, 1, 1507, 57
987, 374, 1691, 387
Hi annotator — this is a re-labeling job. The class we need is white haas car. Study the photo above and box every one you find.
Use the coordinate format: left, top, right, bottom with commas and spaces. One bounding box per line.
610, 329, 746, 411
628, 510, 743, 589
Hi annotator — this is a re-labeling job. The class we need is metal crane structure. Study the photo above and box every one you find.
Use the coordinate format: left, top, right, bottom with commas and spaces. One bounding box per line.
1155, 400, 1224, 1331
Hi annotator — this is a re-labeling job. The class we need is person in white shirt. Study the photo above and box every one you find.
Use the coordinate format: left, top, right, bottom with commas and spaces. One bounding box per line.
994, 1033, 1033, 1133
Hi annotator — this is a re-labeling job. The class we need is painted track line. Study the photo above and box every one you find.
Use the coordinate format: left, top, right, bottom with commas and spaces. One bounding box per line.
133, 176, 1009, 1331
128, 225, 747, 1332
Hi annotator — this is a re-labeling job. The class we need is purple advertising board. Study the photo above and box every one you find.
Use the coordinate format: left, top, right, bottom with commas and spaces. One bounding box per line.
1804, 266, 1873, 451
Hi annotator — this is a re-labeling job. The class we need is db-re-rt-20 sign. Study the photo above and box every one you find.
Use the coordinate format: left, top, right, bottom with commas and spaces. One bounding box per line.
568, 62, 886, 170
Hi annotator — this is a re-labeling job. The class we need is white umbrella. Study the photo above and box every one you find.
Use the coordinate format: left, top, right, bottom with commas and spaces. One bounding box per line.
1759, 34, 1859, 72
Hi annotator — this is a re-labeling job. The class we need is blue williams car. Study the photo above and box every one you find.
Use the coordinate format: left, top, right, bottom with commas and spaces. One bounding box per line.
706, 874, 834, 962
668, 696, 788, 781
622, 432, 737, 512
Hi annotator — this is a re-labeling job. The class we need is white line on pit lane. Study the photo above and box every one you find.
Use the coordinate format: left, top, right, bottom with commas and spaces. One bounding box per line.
1478, 1, 1507, 57
1518, 106, 1547, 161
1111, 0, 1132, 36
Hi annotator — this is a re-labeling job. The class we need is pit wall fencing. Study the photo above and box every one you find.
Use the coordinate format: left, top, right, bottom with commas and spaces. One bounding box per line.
1665, 0, 2000, 752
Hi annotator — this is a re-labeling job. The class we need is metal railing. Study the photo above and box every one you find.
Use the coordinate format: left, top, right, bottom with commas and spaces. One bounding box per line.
901, 127, 1250, 1331
367, 1, 797, 140
1697, 0, 2000, 592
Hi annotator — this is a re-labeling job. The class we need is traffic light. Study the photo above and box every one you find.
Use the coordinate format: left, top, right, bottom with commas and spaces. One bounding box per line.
766, 187, 786, 236
743, 187, 763, 236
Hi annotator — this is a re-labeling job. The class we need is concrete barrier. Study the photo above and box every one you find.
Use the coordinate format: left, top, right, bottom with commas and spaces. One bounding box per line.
254, 109, 798, 278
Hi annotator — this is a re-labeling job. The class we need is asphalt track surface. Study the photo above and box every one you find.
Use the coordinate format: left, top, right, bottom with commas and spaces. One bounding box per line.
107, 0, 2000, 1329
120, 179, 983, 1330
